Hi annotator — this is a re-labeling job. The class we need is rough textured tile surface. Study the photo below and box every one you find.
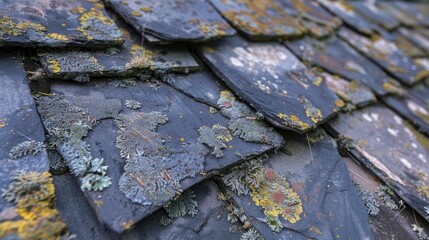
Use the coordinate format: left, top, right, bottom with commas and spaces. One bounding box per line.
0, 0, 123, 47
349, 1, 399, 30
37, 13, 199, 82
319, 71, 376, 109
277, 0, 341, 38
219, 129, 374, 239
338, 28, 429, 86
286, 36, 401, 96
108, 0, 235, 42
123, 180, 249, 240
344, 157, 429, 240
209, 0, 304, 40
199, 36, 343, 133
43, 79, 282, 233
377, 2, 422, 27
398, 28, 429, 55
326, 104, 429, 223
316, 0, 377, 35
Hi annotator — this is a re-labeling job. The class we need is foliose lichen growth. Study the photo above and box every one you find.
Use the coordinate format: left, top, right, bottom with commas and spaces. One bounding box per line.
159, 189, 198, 226
9, 141, 44, 159
221, 156, 303, 231
240, 228, 264, 240
125, 100, 142, 110
0, 171, 67, 239
377, 186, 398, 210
198, 124, 232, 158
116, 112, 209, 205
412, 224, 429, 240
107, 78, 138, 88
36, 95, 111, 191
355, 183, 380, 216
217, 90, 283, 147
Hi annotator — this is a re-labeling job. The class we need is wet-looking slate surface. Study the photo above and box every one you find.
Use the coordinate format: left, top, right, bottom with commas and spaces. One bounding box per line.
338, 28, 429, 86
45, 78, 283, 233
286, 36, 401, 96
219, 129, 374, 239
37, 12, 199, 82
199, 36, 343, 133
326, 104, 429, 223
0, 0, 123, 47
107, 0, 236, 42
208, 0, 304, 40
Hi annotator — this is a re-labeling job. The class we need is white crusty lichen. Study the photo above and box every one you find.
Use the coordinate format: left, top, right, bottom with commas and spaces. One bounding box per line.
125, 100, 142, 110
9, 140, 45, 159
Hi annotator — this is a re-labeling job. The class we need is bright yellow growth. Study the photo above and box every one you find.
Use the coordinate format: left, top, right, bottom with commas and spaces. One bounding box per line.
47, 33, 68, 41
47, 59, 61, 73
335, 99, 345, 108
277, 113, 310, 131
126, 44, 154, 69
220, 90, 236, 101
0, 172, 66, 240
78, 7, 115, 40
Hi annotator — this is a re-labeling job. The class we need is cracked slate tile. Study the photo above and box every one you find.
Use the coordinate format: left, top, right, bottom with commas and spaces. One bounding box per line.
276, 0, 342, 38
318, 71, 376, 109
344, 157, 429, 240
348, 1, 400, 31
39, 78, 283, 233
208, 0, 304, 40
383, 95, 429, 137
218, 129, 374, 239
286, 36, 401, 96
316, 0, 378, 36
198, 36, 343, 133
107, 0, 236, 42
0, 52, 67, 239
325, 104, 429, 223
338, 28, 429, 86
123, 180, 250, 240
0, 0, 123, 47
37, 12, 199, 82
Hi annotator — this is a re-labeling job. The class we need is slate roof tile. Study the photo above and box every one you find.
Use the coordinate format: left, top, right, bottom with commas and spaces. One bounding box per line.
0, 0, 123, 47
2, 0, 429, 239
199, 35, 343, 133
107, 0, 236, 42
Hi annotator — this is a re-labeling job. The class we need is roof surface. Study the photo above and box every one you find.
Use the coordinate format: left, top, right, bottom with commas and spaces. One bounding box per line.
0, 0, 429, 239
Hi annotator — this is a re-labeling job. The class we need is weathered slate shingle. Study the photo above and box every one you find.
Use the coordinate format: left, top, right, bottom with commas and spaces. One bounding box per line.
326, 104, 429, 223
209, 0, 304, 40
349, 1, 400, 30
219, 129, 374, 239
286, 36, 401, 96
199, 36, 343, 133
0, 0, 123, 47
107, 0, 236, 42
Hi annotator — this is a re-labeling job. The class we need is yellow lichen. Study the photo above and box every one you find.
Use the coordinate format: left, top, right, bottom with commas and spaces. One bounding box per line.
313, 76, 323, 86
93, 200, 103, 207
131, 10, 142, 17
277, 113, 310, 131
220, 90, 236, 101
47, 60, 61, 74
46, 33, 68, 41
0, 119, 6, 128
77, 7, 115, 40
121, 220, 134, 230
140, 6, 152, 12
335, 99, 345, 108
126, 44, 154, 70
0, 171, 66, 240
249, 167, 303, 224
216, 130, 233, 143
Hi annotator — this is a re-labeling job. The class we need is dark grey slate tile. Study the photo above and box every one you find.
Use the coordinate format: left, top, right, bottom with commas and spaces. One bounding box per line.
349, 1, 400, 30
319, 71, 376, 109
276, 0, 342, 38
37, 12, 199, 82
40, 78, 282, 233
286, 36, 402, 96
380, 30, 426, 58
377, 2, 421, 27
383, 95, 429, 136
326, 104, 429, 223
390, 2, 429, 27
0, 0, 123, 47
316, 0, 378, 35
208, 0, 304, 40
397, 28, 429, 56
198, 36, 343, 133
218, 129, 374, 239
107, 0, 236, 42
122, 180, 248, 240
343, 157, 429, 240
338, 28, 429, 86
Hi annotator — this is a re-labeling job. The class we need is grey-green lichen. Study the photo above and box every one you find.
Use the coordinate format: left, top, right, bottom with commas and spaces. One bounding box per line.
355, 183, 380, 216
221, 159, 264, 195
218, 90, 283, 147
198, 124, 232, 158
240, 228, 264, 240
125, 100, 142, 110
266, 215, 283, 232
377, 186, 398, 210
9, 141, 44, 159
159, 189, 198, 225
412, 224, 429, 240
158, 216, 173, 226
116, 112, 209, 205
107, 78, 138, 88
36, 95, 111, 191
